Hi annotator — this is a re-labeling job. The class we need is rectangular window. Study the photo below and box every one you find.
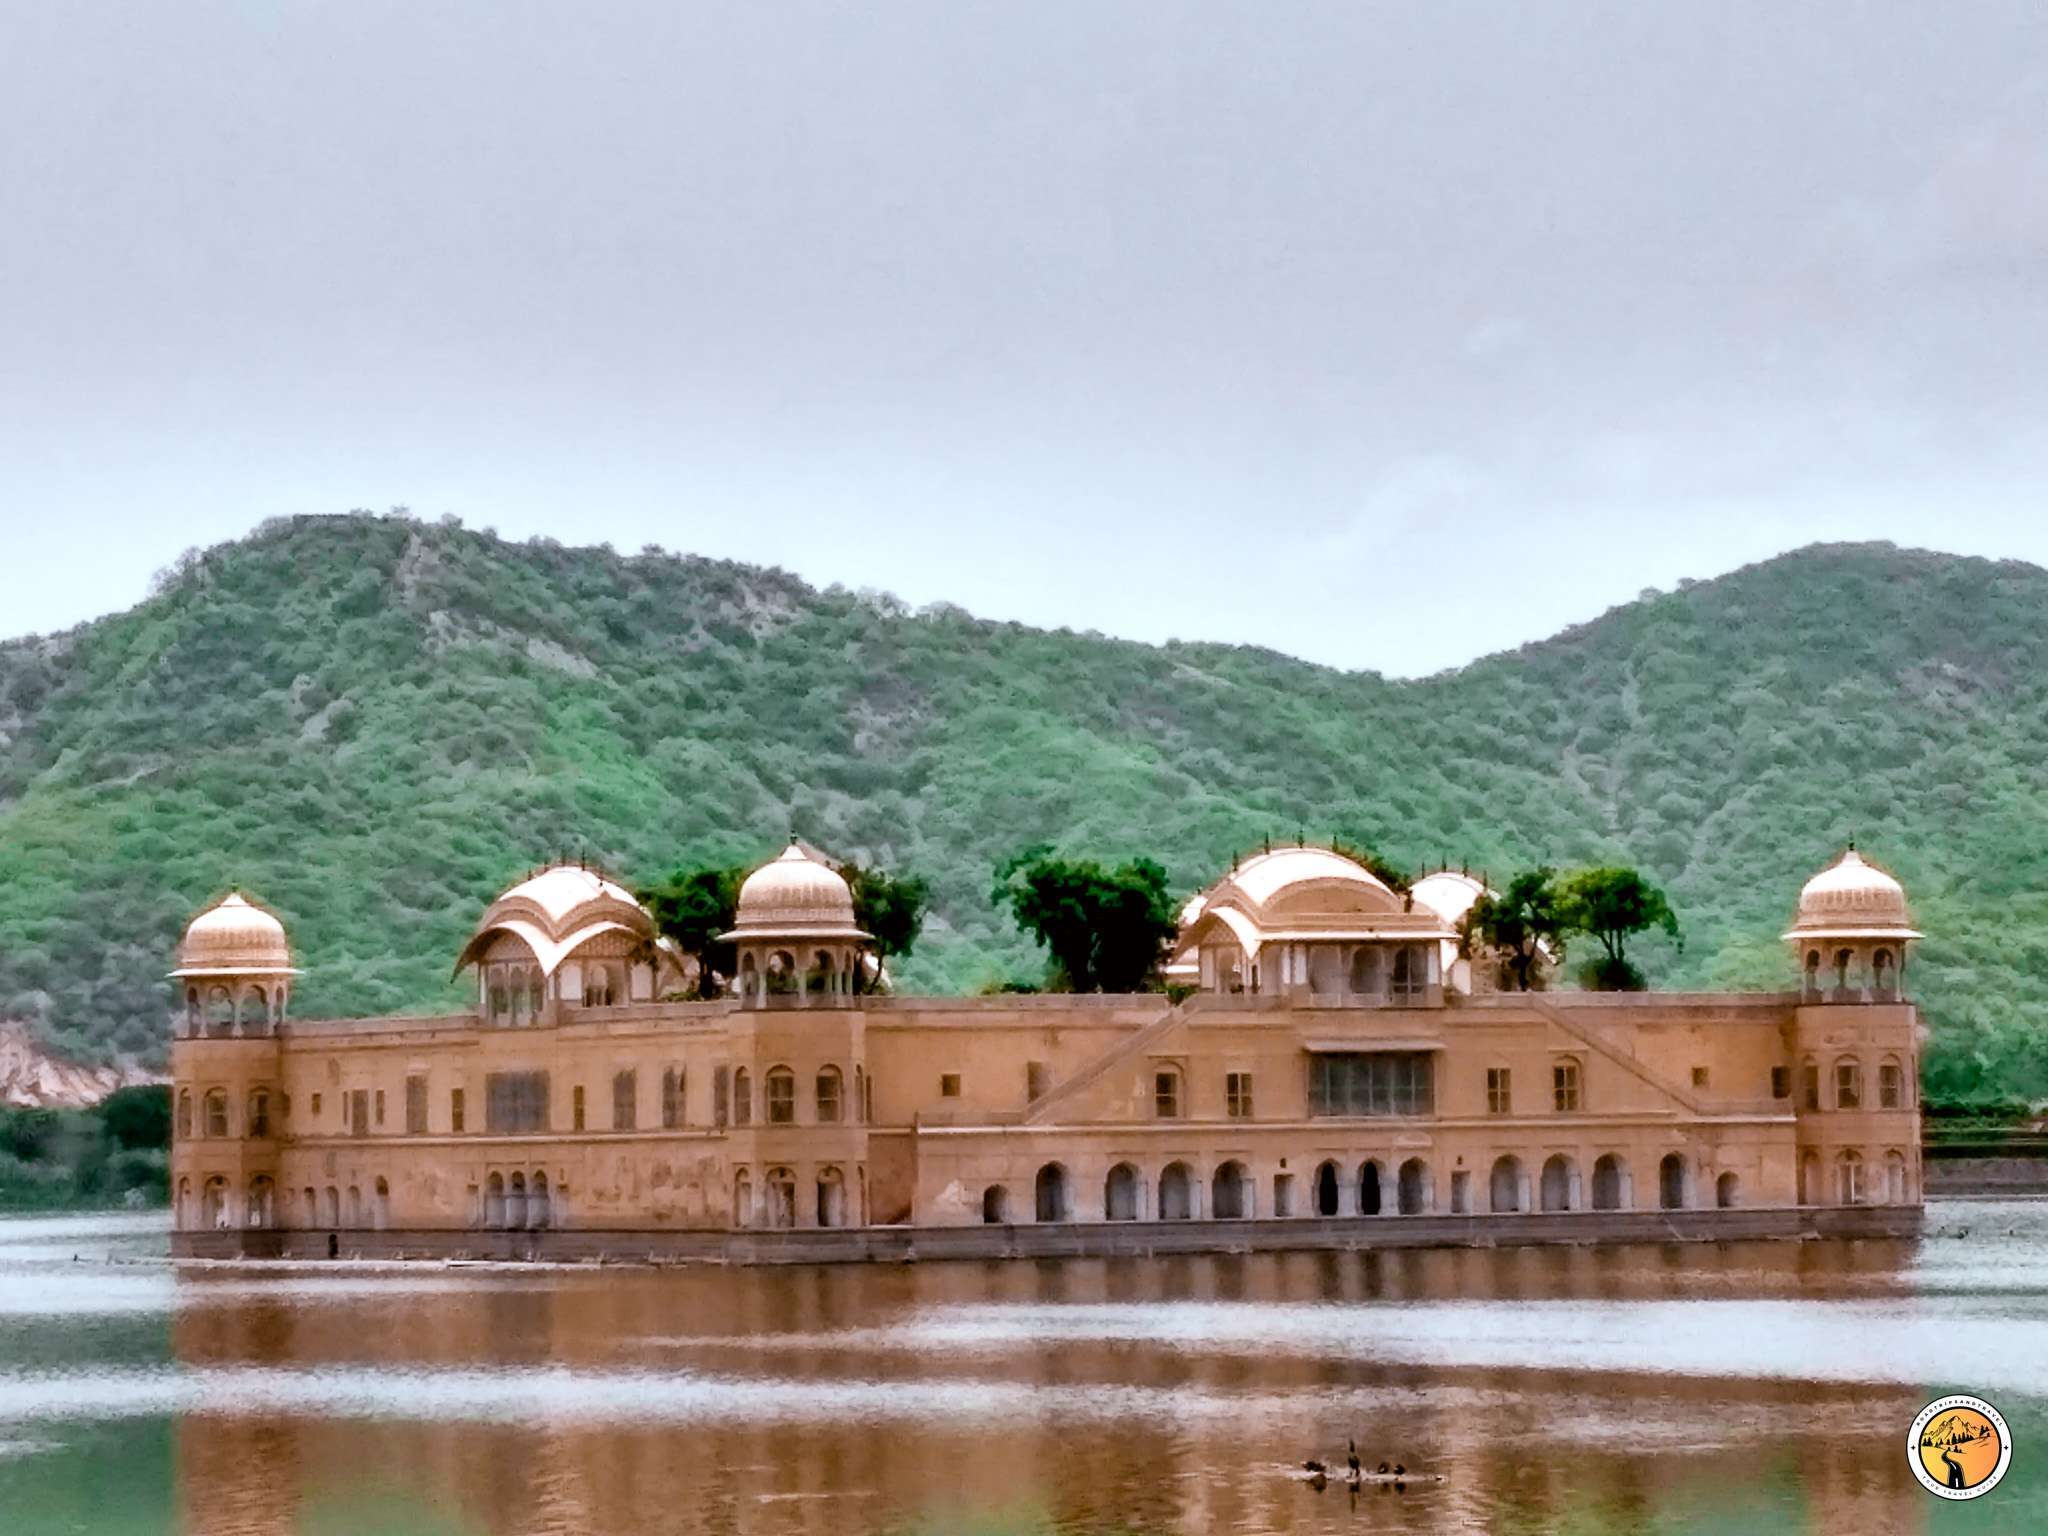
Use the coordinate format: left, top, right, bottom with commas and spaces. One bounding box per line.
766, 1071, 796, 1123
374, 1089, 385, 1127
712, 1066, 730, 1129
450, 1088, 465, 1134
1225, 1071, 1253, 1119
1691, 1066, 1710, 1090
405, 1075, 428, 1135
815, 1070, 841, 1124
1552, 1059, 1580, 1112
1309, 1053, 1435, 1117
349, 1090, 369, 1137
1836, 1061, 1861, 1110
661, 1068, 681, 1129
248, 1092, 271, 1140
484, 1072, 550, 1134
1879, 1062, 1903, 1109
573, 1084, 586, 1131
940, 1073, 961, 1098
1486, 1067, 1512, 1115
1154, 1070, 1182, 1118
1770, 1066, 1790, 1100
863, 1073, 873, 1122
311, 1091, 322, 1119
1026, 1060, 1050, 1100
1802, 1063, 1821, 1111
613, 1069, 638, 1130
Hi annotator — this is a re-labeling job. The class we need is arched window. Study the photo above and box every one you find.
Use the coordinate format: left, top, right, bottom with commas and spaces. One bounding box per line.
1348, 948, 1373, 995
1105, 1162, 1141, 1221
372, 1177, 391, 1231
1592, 1153, 1626, 1211
815, 1066, 843, 1124
1212, 1161, 1249, 1219
1872, 948, 1897, 997
201, 1176, 229, 1229
732, 1068, 752, 1127
807, 949, 836, 995
765, 1067, 796, 1124
346, 1185, 363, 1227
175, 1089, 192, 1141
732, 1168, 752, 1228
529, 1172, 550, 1229
765, 1167, 797, 1228
1158, 1161, 1194, 1220
981, 1185, 1009, 1224
1658, 1153, 1688, 1210
816, 1165, 846, 1227
1314, 1160, 1343, 1216
203, 1088, 230, 1139
1832, 947, 1853, 999
1489, 1155, 1523, 1213
1804, 949, 1821, 998
247, 1088, 271, 1140
1540, 1154, 1576, 1212
585, 965, 616, 1008
506, 1173, 526, 1230
1716, 1171, 1740, 1208
766, 950, 799, 995
1885, 1149, 1908, 1204
1879, 1058, 1904, 1109
1835, 1149, 1865, 1205
485, 1173, 506, 1229
238, 985, 268, 1031
184, 987, 201, 1033
206, 987, 235, 1035
323, 1186, 340, 1226
174, 1178, 192, 1230
1034, 1163, 1070, 1222
246, 1177, 274, 1229
1357, 1159, 1383, 1215
1397, 1157, 1430, 1215
853, 1065, 865, 1123
1835, 1057, 1862, 1110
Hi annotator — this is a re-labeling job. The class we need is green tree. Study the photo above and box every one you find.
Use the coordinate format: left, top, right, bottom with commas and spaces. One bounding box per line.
98, 1084, 171, 1151
990, 847, 1180, 993
1463, 866, 1566, 991
1331, 837, 1412, 895
1558, 866, 1681, 991
638, 866, 744, 999
844, 863, 931, 994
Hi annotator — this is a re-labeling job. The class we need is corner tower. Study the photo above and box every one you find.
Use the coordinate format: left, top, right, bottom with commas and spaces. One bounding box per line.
171, 892, 299, 1038
1784, 847, 1921, 1002
723, 840, 871, 1006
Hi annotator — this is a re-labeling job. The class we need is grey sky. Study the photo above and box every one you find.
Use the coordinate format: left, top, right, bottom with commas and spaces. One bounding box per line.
3, 4, 2045, 675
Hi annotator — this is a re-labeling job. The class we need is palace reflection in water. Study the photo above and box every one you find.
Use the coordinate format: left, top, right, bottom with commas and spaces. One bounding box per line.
151, 1231, 1995, 1536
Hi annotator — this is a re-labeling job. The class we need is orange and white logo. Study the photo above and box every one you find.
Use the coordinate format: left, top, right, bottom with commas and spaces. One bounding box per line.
1908, 1394, 2011, 1500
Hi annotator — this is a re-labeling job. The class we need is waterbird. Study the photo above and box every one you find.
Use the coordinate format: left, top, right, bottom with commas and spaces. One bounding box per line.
1302, 1458, 1327, 1475
1347, 1440, 1360, 1478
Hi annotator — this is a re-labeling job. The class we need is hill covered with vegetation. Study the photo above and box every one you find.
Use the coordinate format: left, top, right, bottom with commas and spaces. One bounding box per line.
2, 514, 2043, 1101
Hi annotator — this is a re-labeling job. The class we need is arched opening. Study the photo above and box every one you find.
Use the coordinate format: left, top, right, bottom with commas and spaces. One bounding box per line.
505, 1173, 526, 1230
853, 1065, 866, 1123
1804, 948, 1821, 999
1308, 945, 1342, 994
346, 1185, 363, 1227
1357, 1159, 1383, 1215
1591, 1153, 1626, 1211
1835, 1056, 1862, 1110
237, 985, 268, 1033
1390, 946, 1424, 1004
981, 1184, 1009, 1224
806, 949, 836, 996
1397, 1157, 1430, 1214
732, 1168, 752, 1228
1835, 1149, 1864, 1205
765, 1066, 796, 1124
738, 952, 759, 1001
1540, 1154, 1576, 1212
202, 1176, 229, 1229
815, 1065, 843, 1123
203, 1088, 229, 1138
206, 986, 234, 1036
1832, 947, 1853, 1000
1272, 1171, 1296, 1218
1158, 1161, 1194, 1221
1034, 1163, 1070, 1223
1716, 1171, 1739, 1208
732, 1068, 752, 1126
817, 1165, 846, 1228
247, 1088, 271, 1140
485, 1172, 506, 1229
1658, 1153, 1688, 1210
529, 1172, 550, 1230
372, 1177, 391, 1230
1798, 1150, 1819, 1206
1489, 1155, 1523, 1213
766, 950, 799, 995
323, 1186, 340, 1227
1313, 1160, 1342, 1216
765, 1167, 797, 1228
175, 1090, 192, 1141
1880, 1057, 1905, 1109
1885, 1149, 1908, 1204
1104, 1162, 1141, 1221
1872, 947, 1897, 998
1211, 1160, 1249, 1219
246, 1176, 274, 1229
1349, 947, 1383, 998
175, 1178, 191, 1230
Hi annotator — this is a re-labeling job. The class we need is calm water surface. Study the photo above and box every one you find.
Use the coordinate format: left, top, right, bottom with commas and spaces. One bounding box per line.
0, 1203, 2044, 1534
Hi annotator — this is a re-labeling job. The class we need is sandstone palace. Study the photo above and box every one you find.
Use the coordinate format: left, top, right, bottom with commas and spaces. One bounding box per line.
169, 842, 1923, 1261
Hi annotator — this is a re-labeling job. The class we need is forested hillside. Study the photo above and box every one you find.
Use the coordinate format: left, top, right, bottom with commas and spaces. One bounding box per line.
2, 514, 2043, 1100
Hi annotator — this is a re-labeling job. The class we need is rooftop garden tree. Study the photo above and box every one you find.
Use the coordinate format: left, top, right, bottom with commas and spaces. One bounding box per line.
1463, 866, 1566, 991
843, 862, 931, 994
991, 846, 1180, 993
1558, 866, 1681, 991
639, 866, 744, 999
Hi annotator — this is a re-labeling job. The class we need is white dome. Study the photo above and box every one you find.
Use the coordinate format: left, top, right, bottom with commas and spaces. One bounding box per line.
1784, 848, 1921, 940
173, 892, 297, 976
728, 842, 869, 940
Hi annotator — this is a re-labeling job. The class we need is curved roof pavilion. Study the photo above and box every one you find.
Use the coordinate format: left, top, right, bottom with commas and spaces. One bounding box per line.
454, 863, 658, 979
1177, 844, 1455, 963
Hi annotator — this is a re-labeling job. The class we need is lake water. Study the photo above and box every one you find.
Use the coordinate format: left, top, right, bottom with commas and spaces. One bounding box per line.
0, 1203, 2044, 1534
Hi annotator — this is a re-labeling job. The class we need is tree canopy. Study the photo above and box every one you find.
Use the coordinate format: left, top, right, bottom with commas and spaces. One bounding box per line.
1558, 866, 1682, 991
639, 866, 743, 999
991, 846, 1180, 993
1464, 866, 1567, 991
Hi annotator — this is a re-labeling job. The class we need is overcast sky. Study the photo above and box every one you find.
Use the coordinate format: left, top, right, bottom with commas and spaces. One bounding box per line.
3, 4, 2045, 675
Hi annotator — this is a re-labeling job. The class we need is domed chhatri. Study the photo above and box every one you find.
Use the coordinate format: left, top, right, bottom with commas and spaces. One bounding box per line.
723, 840, 871, 1003
1785, 848, 1921, 1002
171, 891, 298, 1037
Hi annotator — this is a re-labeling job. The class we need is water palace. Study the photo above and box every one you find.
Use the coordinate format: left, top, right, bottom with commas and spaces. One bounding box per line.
169, 842, 1924, 1260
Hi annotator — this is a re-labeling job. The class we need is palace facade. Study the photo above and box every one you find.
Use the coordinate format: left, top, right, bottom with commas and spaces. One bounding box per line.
168, 841, 1924, 1259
